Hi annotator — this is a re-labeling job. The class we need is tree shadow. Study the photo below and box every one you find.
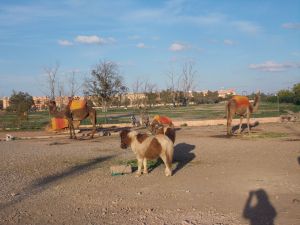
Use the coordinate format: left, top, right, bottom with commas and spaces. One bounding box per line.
243, 189, 277, 225
172, 143, 196, 175
32, 155, 114, 188
232, 121, 260, 134
0, 154, 116, 210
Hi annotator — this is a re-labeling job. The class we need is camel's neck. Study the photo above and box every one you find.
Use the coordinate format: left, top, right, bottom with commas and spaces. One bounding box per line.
250, 94, 260, 113
49, 105, 65, 118
49, 105, 58, 115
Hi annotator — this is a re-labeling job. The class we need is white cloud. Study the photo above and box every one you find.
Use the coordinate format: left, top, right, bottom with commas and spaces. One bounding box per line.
184, 13, 226, 26
232, 21, 261, 35
169, 42, 188, 52
136, 43, 146, 48
74, 35, 115, 45
249, 61, 300, 72
282, 23, 300, 30
152, 36, 160, 41
75, 35, 105, 44
224, 39, 234, 45
58, 39, 73, 46
291, 52, 300, 56
128, 35, 141, 40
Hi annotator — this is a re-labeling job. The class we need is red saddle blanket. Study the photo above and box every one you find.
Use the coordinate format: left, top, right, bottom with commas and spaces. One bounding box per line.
51, 118, 69, 130
153, 115, 173, 125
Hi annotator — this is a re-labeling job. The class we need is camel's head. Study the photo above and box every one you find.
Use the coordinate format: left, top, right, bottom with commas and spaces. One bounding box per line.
254, 91, 261, 104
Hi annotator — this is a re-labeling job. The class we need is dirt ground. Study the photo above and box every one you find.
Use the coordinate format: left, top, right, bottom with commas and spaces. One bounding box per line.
0, 122, 300, 225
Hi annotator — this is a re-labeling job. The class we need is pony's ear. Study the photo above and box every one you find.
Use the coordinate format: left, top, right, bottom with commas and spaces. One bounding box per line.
256, 90, 261, 95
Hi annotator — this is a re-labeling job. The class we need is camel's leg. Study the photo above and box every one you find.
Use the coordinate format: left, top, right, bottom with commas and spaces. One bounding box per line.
90, 120, 96, 138
69, 125, 73, 139
68, 120, 73, 139
160, 154, 172, 177
143, 158, 148, 174
238, 116, 243, 135
136, 157, 143, 177
72, 126, 77, 139
227, 115, 232, 135
70, 120, 76, 139
89, 111, 97, 139
246, 108, 251, 135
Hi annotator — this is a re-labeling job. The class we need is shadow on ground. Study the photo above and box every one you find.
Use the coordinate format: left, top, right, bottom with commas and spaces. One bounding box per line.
231, 121, 260, 134
243, 189, 277, 225
0, 154, 116, 211
173, 143, 196, 175
209, 121, 260, 139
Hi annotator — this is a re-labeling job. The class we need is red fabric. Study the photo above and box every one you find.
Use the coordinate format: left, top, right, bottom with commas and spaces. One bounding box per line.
154, 115, 172, 125
51, 118, 68, 130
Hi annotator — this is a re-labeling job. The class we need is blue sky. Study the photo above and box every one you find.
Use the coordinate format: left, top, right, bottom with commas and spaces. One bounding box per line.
0, 0, 299, 96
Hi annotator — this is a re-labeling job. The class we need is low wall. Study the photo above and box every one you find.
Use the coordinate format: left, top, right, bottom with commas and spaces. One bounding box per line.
80, 117, 280, 128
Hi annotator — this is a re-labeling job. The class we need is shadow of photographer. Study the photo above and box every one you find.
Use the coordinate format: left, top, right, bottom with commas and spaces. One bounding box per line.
243, 189, 277, 225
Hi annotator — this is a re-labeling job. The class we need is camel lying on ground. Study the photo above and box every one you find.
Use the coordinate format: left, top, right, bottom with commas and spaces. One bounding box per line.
226, 93, 260, 135
48, 99, 97, 139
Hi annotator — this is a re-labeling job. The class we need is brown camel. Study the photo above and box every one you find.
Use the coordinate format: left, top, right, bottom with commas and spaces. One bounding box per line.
226, 93, 260, 135
48, 99, 97, 139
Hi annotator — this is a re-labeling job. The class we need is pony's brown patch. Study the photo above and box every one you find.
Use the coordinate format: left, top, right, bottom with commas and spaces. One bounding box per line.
120, 130, 131, 149
144, 138, 162, 159
136, 133, 149, 143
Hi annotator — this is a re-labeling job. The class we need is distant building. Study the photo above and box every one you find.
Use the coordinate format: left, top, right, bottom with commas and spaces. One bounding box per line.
191, 89, 236, 98
125, 92, 146, 106
32, 96, 49, 110
2, 97, 10, 109
218, 89, 236, 98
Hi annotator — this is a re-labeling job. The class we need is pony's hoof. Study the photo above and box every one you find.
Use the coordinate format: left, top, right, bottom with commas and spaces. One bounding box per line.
135, 172, 142, 177
165, 169, 172, 177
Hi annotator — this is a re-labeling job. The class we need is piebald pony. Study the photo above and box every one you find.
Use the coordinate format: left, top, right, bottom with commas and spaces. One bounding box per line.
120, 130, 174, 177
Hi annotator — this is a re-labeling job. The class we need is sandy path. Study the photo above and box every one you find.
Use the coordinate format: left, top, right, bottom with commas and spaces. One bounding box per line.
0, 122, 299, 225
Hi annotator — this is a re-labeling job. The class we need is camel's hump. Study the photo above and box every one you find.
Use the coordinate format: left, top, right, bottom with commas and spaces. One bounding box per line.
232, 96, 250, 106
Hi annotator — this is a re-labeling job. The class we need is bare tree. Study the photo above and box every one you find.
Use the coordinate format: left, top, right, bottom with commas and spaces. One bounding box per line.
143, 80, 158, 108
67, 70, 82, 97
118, 85, 129, 107
166, 69, 181, 106
44, 62, 60, 100
131, 78, 144, 108
180, 61, 197, 104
